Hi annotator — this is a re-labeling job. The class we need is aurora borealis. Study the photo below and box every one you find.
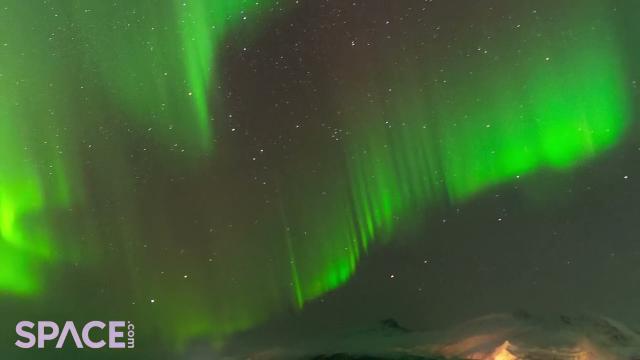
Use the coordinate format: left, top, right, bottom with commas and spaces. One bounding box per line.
1, 0, 640, 359
270, 0, 631, 312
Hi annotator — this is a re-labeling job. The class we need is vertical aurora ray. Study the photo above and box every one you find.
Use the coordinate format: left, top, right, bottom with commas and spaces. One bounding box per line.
277, 1, 631, 307
74, 0, 280, 154
277, 201, 305, 309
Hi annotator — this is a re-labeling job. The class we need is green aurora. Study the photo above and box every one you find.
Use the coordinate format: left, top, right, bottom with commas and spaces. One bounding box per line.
0, 0, 280, 295
0, 0, 634, 353
74, 0, 282, 153
277, 1, 630, 309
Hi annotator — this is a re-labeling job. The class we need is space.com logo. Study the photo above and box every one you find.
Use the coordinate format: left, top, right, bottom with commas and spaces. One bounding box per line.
15, 321, 135, 349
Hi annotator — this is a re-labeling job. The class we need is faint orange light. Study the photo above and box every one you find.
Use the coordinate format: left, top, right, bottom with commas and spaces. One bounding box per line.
486, 341, 518, 360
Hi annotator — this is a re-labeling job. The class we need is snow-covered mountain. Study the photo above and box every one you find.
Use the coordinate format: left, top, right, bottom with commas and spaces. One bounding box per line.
238, 312, 640, 360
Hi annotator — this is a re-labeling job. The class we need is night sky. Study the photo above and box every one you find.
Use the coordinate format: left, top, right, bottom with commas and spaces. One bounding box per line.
1, 0, 639, 359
